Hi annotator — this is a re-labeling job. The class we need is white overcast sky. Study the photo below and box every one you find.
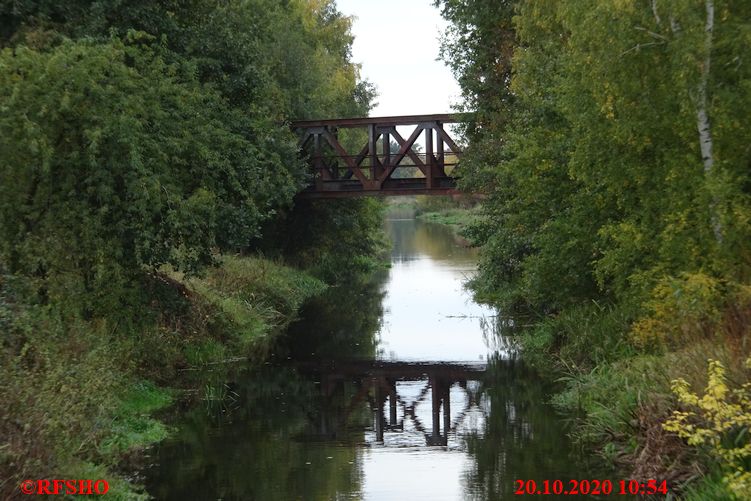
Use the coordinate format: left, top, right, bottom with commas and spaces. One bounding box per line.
336, 0, 462, 118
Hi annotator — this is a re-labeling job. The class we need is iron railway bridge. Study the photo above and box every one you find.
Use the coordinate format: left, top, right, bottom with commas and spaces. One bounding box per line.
292, 113, 465, 198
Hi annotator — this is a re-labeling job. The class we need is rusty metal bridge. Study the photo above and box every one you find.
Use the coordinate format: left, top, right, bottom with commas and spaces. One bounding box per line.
292, 113, 465, 198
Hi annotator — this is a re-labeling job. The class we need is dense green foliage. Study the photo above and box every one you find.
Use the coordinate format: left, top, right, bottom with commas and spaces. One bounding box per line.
259, 198, 387, 280
440, 0, 751, 313
0, 0, 381, 497
0, 38, 298, 316
438, 0, 751, 495
0, 0, 377, 314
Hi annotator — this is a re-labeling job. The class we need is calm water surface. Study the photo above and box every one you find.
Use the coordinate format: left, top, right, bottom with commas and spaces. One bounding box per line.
144, 218, 608, 500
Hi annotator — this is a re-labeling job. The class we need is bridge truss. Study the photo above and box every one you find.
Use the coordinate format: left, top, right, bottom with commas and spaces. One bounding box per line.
292, 114, 465, 198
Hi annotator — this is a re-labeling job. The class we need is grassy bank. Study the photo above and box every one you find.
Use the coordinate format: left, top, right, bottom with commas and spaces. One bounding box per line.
385, 195, 482, 234
417, 206, 482, 232
506, 292, 751, 498
0, 256, 325, 499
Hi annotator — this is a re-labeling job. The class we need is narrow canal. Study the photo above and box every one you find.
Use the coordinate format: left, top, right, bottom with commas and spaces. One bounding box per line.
144, 216, 607, 500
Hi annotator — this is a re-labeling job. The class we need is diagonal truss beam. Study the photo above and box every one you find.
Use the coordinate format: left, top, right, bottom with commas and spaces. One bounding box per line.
322, 129, 370, 186
385, 126, 426, 178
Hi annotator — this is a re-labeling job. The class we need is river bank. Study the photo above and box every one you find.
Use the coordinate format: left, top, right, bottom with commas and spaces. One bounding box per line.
419, 205, 742, 498
511, 298, 747, 500
434, 2, 751, 498
1, 255, 327, 499
386, 196, 481, 236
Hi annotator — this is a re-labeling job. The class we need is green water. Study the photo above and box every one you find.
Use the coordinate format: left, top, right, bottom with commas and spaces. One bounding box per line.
144, 218, 615, 500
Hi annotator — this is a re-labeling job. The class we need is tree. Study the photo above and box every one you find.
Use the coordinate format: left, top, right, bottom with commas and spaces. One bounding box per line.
0, 0, 378, 312
0, 38, 300, 311
438, 0, 751, 313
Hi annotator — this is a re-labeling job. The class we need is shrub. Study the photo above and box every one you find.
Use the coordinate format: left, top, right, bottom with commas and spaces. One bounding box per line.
631, 273, 725, 348
664, 359, 751, 499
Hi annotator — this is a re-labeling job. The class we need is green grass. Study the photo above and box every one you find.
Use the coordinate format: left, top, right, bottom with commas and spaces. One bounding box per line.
184, 338, 228, 366
176, 255, 327, 356
66, 461, 150, 500
680, 473, 736, 501
99, 381, 173, 457
551, 354, 669, 444
520, 301, 639, 371
417, 206, 483, 232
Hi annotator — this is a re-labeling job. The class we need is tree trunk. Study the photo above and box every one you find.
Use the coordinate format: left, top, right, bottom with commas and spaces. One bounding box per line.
695, 0, 722, 243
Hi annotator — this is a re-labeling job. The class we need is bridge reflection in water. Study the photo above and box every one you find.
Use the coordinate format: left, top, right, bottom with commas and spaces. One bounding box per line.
297, 359, 485, 448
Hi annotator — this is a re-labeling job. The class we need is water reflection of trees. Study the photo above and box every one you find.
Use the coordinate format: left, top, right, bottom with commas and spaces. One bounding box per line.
147, 365, 364, 500
284, 271, 387, 361
480, 315, 518, 357
461, 355, 595, 500
387, 218, 478, 263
